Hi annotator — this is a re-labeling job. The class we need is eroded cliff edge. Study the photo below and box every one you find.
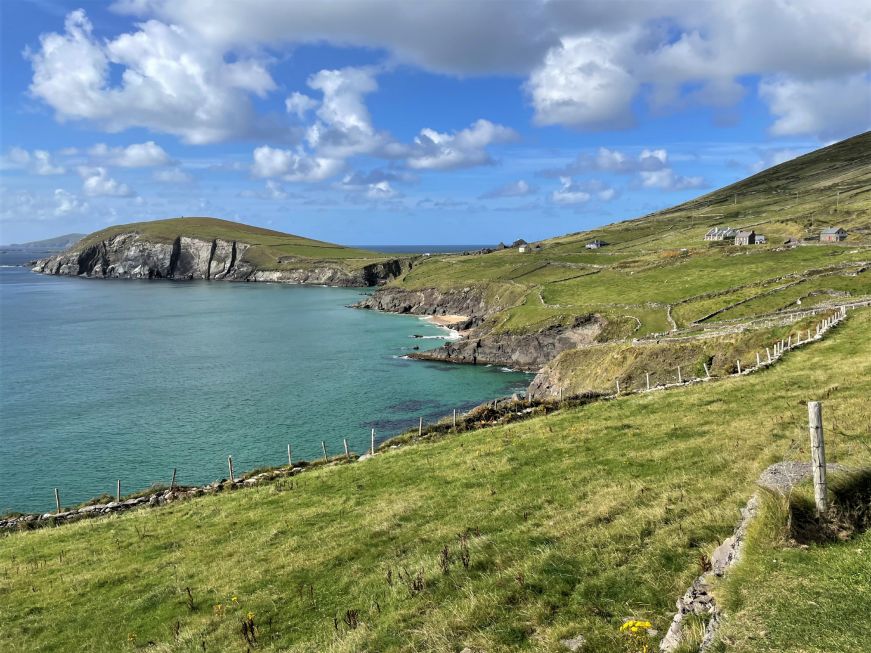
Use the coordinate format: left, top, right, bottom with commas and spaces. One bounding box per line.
355, 286, 606, 372
32, 233, 410, 287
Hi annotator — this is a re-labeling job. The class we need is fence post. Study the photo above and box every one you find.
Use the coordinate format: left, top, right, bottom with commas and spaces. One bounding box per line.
756, 352, 761, 366
807, 401, 828, 514
736, 359, 742, 374
453, 409, 457, 429
703, 363, 710, 379
616, 379, 620, 394
287, 444, 292, 467
419, 416, 423, 436
54, 488, 61, 513
321, 441, 328, 463
116, 479, 121, 502
228, 456, 234, 483
343, 438, 350, 461
646, 372, 651, 391
677, 366, 682, 384
170, 468, 177, 490
371, 428, 376, 455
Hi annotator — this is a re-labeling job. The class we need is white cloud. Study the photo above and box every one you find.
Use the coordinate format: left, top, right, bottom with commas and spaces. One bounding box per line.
285, 92, 318, 119
78, 166, 135, 197
551, 177, 591, 205
90, 141, 171, 167
251, 145, 344, 182
365, 180, 398, 200
54, 189, 88, 215
4, 147, 66, 175
27, 10, 275, 144
405, 119, 517, 170
479, 179, 536, 199
759, 74, 871, 140
542, 146, 669, 177
527, 35, 638, 130
153, 167, 193, 183
639, 168, 705, 191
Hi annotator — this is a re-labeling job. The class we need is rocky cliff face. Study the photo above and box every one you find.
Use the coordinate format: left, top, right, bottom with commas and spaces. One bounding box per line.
354, 286, 497, 328
32, 233, 409, 286
411, 316, 604, 371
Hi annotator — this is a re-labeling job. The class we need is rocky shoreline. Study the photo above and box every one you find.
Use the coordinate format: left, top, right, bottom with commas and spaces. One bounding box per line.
32, 232, 411, 287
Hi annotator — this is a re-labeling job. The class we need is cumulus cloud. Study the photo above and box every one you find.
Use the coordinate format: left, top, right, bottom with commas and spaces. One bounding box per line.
89, 141, 172, 167
639, 168, 705, 191
26, 10, 275, 144
78, 166, 135, 197
53, 189, 88, 215
252, 145, 344, 182
551, 177, 617, 205
479, 179, 536, 199
405, 119, 517, 170
4, 147, 66, 175
542, 147, 669, 177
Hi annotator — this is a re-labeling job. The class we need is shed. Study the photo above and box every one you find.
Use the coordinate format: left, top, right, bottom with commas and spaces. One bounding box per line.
820, 227, 847, 243
518, 245, 528, 253
734, 230, 755, 246
585, 239, 608, 250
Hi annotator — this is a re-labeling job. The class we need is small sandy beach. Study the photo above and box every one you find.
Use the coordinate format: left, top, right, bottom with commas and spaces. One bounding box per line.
425, 314, 469, 327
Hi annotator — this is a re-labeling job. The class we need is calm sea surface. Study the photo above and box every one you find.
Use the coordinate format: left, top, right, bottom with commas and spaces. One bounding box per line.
0, 252, 530, 513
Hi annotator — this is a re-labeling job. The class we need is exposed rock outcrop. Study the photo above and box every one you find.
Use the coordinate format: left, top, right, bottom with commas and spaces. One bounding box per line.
412, 316, 604, 372
355, 286, 497, 327
32, 233, 409, 286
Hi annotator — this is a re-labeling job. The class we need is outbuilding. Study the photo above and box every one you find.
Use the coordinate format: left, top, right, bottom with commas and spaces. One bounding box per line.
820, 227, 847, 242
734, 230, 756, 246
585, 240, 608, 249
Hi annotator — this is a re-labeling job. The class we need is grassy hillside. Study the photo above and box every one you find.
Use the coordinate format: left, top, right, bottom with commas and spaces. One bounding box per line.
2, 309, 869, 652
72, 217, 389, 270
388, 133, 871, 337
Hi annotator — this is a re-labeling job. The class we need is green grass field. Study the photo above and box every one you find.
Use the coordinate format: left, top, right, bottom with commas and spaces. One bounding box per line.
3, 310, 869, 653
386, 133, 871, 337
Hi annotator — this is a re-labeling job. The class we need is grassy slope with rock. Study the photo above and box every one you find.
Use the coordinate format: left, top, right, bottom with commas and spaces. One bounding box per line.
1, 309, 869, 653
383, 132, 871, 341
69, 216, 396, 272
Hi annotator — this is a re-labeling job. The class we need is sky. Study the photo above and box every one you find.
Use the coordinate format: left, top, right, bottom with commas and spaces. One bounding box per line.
1, 0, 869, 246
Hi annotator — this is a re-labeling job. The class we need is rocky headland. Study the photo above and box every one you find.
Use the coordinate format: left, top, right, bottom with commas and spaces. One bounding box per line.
32, 232, 410, 287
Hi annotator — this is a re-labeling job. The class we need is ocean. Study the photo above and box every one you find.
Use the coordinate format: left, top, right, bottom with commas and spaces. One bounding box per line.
0, 251, 530, 513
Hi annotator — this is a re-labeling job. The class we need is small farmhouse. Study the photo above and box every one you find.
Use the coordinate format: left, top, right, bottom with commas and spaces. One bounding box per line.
704, 226, 737, 241
755, 234, 767, 244
820, 227, 847, 242
518, 245, 528, 253
585, 240, 608, 249
734, 230, 755, 246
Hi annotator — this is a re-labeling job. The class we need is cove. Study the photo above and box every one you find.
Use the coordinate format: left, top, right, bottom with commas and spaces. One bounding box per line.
0, 259, 530, 513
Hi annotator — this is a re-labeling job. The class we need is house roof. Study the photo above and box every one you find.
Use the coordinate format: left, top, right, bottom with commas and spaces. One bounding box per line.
735, 230, 755, 237
821, 227, 845, 234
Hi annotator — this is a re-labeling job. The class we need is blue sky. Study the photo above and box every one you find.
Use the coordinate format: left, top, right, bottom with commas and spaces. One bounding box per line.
1, 0, 868, 245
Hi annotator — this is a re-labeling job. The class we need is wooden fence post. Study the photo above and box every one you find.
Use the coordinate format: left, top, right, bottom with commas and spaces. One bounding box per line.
736, 359, 742, 374
616, 379, 620, 394
170, 467, 177, 490
419, 416, 423, 436
807, 401, 828, 514
453, 409, 457, 429
371, 428, 376, 455
343, 438, 350, 461
646, 372, 651, 391
54, 488, 61, 513
767, 347, 772, 363
756, 352, 761, 366
321, 441, 328, 462
287, 444, 292, 467
677, 366, 682, 384
116, 479, 121, 502
703, 363, 710, 379
228, 456, 234, 483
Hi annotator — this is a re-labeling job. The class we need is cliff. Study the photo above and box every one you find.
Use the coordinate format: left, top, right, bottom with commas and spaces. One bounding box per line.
32, 232, 410, 287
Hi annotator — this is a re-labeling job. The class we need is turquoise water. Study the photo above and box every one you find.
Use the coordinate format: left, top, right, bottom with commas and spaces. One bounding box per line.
0, 255, 530, 513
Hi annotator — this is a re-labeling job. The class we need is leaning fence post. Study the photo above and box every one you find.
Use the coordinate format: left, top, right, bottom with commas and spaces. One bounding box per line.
170, 468, 177, 490
736, 359, 742, 374
371, 428, 376, 455
807, 401, 828, 514
343, 438, 350, 461
703, 363, 710, 378
116, 479, 121, 502
321, 441, 328, 462
54, 488, 61, 513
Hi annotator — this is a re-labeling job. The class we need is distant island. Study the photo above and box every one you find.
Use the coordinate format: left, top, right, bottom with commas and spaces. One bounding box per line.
1, 233, 84, 252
